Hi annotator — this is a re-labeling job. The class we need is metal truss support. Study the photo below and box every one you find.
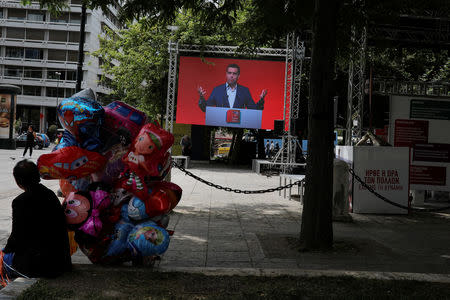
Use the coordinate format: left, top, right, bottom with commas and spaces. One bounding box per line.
165, 36, 305, 172
165, 40, 178, 134
279, 33, 305, 172
346, 25, 367, 145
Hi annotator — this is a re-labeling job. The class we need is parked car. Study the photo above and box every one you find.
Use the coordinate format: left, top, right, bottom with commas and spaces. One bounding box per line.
37, 133, 50, 147
15, 133, 44, 149
217, 143, 231, 156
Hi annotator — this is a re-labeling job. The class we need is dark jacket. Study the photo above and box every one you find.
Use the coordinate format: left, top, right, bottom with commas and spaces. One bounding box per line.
205, 84, 259, 109
4, 184, 72, 277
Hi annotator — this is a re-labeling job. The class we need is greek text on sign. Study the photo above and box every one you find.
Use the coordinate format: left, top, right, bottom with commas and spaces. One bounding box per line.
360, 169, 403, 191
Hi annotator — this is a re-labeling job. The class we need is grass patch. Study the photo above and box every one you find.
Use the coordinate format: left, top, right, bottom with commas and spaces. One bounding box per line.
15, 266, 450, 299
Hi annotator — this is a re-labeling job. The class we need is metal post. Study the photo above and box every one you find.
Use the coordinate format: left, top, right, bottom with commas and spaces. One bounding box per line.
76, 4, 87, 92
55, 71, 61, 124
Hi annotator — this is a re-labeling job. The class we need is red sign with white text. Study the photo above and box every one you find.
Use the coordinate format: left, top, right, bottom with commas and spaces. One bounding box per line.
410, 165, 446, 186
394, 119, 428, 147
413, 143, 450, 163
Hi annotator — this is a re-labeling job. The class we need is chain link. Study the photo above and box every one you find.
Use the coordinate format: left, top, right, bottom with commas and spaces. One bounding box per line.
349, 168, 450, 213
172, 160, 304, 194
171, 160, 450, 213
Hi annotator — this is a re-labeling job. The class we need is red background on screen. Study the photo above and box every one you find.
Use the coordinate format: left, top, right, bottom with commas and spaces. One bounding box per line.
176, 56, 286, 130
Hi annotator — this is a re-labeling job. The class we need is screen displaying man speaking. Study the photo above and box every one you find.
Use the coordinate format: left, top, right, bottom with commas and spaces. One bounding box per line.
197, 63, 267, 111
176, 57, 285, 130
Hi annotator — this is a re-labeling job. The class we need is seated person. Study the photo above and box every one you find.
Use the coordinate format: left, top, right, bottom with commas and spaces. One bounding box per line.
1, 160, 72, 278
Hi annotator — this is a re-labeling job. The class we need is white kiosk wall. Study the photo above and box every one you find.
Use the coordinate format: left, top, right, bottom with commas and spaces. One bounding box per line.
336, 146, 410, 214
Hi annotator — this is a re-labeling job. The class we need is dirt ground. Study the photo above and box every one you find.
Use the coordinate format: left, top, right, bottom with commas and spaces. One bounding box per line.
17, 265, 450, 299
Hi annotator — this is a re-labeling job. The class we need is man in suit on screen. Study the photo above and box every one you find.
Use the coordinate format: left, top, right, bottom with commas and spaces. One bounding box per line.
197, 63, 267, 112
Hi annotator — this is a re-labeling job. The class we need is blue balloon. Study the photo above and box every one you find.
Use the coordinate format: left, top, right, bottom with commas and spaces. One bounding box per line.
105, 221, 134, 257
120, 203, 131, 223
57, 88, 104, 152
128, 196, 149, 221
53, 130, 79, 151
127, 221, 170, 257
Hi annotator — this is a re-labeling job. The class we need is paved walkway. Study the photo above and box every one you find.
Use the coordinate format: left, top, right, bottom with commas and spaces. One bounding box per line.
0, 147, 450, 287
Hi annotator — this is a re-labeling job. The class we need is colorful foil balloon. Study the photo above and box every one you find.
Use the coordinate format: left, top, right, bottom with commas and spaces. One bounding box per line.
105, 220, 134, 258
127, 221, 170, 257
62, 189, 110, 237
121, 123, 174, 198
103, 101, 147, 146
57, 89, 104, 151
38, 146, 107, 180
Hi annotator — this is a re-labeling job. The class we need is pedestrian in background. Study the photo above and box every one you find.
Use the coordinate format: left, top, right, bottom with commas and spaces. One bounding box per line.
180, 135, 192, 156
22, 126, 36, 158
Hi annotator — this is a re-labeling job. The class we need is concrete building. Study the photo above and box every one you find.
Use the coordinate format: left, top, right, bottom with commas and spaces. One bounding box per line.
0, 0, 121, 134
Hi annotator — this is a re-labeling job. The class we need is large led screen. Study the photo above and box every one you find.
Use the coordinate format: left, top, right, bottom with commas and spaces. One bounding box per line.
176, 56, 286, 130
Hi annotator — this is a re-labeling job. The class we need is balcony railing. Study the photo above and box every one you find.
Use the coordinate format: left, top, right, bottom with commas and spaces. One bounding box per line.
373, 79, 450, 97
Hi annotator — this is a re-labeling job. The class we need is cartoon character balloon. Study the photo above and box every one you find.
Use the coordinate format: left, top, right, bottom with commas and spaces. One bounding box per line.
38, 146, 107, 180
57, 88, 104, 151
121, 123, 174, 198
62, 189, 110, 237
127, 221, 170, 257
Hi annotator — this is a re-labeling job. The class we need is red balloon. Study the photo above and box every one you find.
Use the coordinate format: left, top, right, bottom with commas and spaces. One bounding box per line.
149, 181, 182, 211
121, 123, 174, 197
59, 179, 77, 197
38, 146, 107, 180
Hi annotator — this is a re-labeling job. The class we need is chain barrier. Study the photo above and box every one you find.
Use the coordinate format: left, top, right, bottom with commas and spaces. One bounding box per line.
171, 160, 449, 213
349, 168, 450, 213
171, 160, 304, 194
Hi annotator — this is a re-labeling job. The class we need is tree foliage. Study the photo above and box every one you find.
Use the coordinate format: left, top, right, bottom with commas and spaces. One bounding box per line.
92, 21, 171, 119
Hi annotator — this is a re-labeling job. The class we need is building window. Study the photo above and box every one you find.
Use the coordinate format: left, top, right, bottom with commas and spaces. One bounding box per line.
49, 30, 67, 42
6, 27, 25, 39
23, 85, 41, 96
4, 66, 23, 77
65, 88, 75, 97
8, 9, 26, 20
46, 87, 64, 98
47, 69, 65, 80
25, 48, 43, 60
68, 31, 80, 43
67, 50, 78, 62
48, 49, 66, 61
5, 47, 24, 58
66, 70, 77, 81
27, 10, 45, 22
71, 0, 82, 5
69, 13, 81, 24
0, 10, 3, 19
50, 12, 69, 23
26, 28, 45, 40
24, 67, 42, 79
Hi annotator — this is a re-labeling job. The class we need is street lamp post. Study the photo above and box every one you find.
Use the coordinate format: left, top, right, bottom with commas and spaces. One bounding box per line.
55, 71, 61, 124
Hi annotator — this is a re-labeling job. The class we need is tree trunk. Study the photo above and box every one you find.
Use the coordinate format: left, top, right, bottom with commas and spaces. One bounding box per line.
229, 128, 244, 164
300, 0, 339, 250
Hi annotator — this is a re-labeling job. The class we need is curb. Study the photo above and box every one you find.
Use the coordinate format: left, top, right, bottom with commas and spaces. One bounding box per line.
157, 266, 450, 283
0, 278, 37, 300
70, 264, 450, 284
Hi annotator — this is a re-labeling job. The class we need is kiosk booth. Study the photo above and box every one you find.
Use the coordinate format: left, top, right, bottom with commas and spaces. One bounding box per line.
0, 85, 20, 149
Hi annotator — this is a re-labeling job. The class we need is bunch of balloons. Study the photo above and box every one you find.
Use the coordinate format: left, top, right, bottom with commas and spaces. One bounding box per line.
37, 89, 181, 265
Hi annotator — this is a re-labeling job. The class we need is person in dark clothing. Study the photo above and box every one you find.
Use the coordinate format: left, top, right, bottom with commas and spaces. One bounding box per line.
22, 125, 36, 158
180, 135, 192, 156
1, 160, 72, 278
